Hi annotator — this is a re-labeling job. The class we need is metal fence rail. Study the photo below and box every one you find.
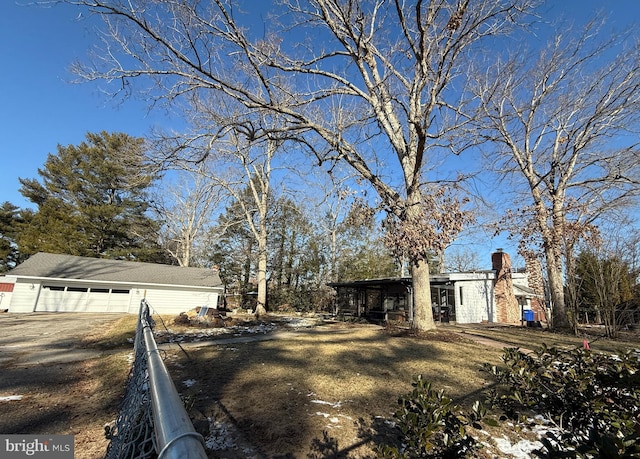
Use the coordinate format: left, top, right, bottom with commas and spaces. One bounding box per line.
104, 300, 207, 459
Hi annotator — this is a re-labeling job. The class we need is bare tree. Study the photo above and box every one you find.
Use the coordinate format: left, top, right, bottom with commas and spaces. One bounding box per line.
151, 104, 282, 317
575, 231, 640, 338
192, 128, 279, 317
222, 134, 278, 317
444, 246, 483, 272
152, 167, 223, 267
305, 167, 371, 284
473, 18, 640, 330
67, 0, 537, 330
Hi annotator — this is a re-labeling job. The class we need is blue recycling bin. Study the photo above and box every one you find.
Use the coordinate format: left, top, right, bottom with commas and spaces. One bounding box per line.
523, 310, 534, 321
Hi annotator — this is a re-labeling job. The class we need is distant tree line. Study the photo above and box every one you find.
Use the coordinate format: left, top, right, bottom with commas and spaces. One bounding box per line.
1, 128, 639, 330
0, 131, 401, 311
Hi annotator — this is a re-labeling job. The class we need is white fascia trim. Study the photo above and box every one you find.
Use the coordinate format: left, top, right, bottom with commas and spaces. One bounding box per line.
12, 275, 222, 291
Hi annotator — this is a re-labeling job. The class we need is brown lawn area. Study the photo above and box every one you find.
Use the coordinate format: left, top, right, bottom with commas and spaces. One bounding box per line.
1, 312, 637, 458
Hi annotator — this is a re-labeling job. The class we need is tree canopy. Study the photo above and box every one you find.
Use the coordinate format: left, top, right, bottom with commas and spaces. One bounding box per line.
66, 0, 540, 330
0, 202, 23, 272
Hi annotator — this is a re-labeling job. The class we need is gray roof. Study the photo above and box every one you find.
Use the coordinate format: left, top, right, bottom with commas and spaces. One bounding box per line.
7, 252, 222, 288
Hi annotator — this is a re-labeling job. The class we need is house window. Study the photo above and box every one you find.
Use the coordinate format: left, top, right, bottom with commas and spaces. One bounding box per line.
459, 286, 464, 305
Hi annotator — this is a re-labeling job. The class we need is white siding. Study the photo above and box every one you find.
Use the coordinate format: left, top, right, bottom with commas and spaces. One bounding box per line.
454, 279, 495, 324
6, 271, 222, 314
0, 290, 11, 311
7, 281, 39, 313
14, 282, 221, 314
143, 287, 219, 315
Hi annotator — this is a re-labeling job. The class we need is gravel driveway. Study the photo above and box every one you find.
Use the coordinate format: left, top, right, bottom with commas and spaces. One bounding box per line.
0, 312, 129, 457
0, 312, 124, 367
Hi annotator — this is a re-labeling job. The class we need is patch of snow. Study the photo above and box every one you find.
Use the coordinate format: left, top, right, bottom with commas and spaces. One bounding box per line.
315, 412, 342, 428
284, 317, 319, 328
374, 416, 396, 428
310, 399, 342, 409
182, 379, 197, 387
204, 418, 260, 458
0, 395, 23, 401
494, 435, 544, 459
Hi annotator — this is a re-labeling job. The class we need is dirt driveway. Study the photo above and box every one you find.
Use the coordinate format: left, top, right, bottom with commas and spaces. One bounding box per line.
0, 312, 130, 459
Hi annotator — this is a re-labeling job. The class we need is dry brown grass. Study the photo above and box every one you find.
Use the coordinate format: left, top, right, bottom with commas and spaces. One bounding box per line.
162, 321, 507, 458
75, 316, 137, 458
27, 313, 636, 459
0, 316, 135, 459
157, 317, 639, 458
453, 323, 640, 354
82, 314, 138, 349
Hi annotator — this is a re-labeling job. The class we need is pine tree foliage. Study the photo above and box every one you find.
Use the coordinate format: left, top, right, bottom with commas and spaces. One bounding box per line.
0, 202, 23, 272
17, 131, 166, 261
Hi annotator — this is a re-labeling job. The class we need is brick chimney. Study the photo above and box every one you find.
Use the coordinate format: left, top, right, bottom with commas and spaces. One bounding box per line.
492, 250, 520, 323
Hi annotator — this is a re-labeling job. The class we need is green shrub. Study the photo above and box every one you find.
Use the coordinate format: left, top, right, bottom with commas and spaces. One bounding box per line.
375, 375, 486, 458
484, 345, 640, 458
376, 347, 640, 458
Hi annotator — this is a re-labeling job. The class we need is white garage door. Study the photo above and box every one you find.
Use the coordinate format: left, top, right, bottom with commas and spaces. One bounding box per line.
36, 285, 131, 312
86, 288, 109, 312
65, 287, 89, 311
37, 285, 67, 311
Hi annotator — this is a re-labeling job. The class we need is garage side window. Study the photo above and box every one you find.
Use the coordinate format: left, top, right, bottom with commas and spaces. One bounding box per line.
43, 285, 65, 291
111, 289, 130, 294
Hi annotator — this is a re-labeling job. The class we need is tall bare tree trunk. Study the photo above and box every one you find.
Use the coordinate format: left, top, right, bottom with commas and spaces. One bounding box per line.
403, 187, 437, 330
256, 241, 268, 317
411, 261, 435, 330
254, 162, 270, 318
544, 243, 570, 330
253, 138, 275, 318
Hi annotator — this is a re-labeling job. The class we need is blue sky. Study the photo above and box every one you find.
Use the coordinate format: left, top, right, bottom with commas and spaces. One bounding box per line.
0, 2, 177, 209
1, 1, 639, 268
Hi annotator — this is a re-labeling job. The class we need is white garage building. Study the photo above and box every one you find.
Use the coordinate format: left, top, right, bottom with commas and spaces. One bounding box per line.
1, 252, 223, 314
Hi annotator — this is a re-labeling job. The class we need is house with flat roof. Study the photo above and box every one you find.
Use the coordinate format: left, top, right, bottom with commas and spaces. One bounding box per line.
328, 251, 546, 325
0, 252, 223, 314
